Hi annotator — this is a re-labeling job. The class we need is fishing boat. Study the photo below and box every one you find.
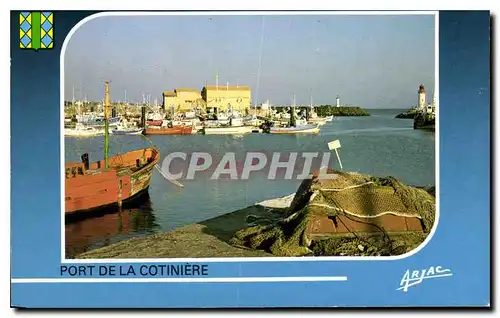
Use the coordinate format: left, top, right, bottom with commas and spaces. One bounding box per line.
80, 116, 121, 126
215, 112, 231, 125
143, 125, 194, 135
147, 110, 164, 121
111, 127, 144, 135
267, 95, 321, 134
174, 118, 203, 131
65, 82, 160, 216
308, 112, 333, 125
64, 123, 107, 138
243, 115, 262, 127
202, 115, 252, 134
307, 93, 333, 124
203, 125, 254, 135
111, 121, 143, 135
146, 120, 163, 127
270, 124, 320, 134
308, 117, 327, 126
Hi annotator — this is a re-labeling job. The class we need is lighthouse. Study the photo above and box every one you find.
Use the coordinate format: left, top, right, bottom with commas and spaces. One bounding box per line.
336, 95, 340, 107
418, 85, 426, 110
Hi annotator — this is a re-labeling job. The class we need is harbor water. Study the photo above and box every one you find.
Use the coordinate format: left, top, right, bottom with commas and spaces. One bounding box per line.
65, 109, 435, 257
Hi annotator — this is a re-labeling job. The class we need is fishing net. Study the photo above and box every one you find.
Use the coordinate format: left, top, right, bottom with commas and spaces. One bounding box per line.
230, 171, 435, 256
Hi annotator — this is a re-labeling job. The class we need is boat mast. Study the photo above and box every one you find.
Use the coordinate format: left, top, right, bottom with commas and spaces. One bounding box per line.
255, 16, 265, 109
216, 72, 219, 92
309, 88, 313, 108
104, 82, 110, 169
72, 85, 78, 115
308, 88, 313, 120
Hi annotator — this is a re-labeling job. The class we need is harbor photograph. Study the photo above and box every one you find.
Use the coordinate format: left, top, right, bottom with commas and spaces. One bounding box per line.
63, 13, 437, 259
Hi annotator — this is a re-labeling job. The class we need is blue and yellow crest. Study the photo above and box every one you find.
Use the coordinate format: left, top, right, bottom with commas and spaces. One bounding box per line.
19, 11, 54, 50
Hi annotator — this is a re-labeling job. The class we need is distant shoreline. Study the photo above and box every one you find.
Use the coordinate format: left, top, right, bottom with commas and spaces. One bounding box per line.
311, 106, 370, 117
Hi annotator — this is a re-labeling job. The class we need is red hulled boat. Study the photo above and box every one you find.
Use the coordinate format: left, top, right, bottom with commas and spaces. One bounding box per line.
143, 125, 194, 135
65, 148, 159, 215
65, 82, 160, 215
146, 120, 163, 126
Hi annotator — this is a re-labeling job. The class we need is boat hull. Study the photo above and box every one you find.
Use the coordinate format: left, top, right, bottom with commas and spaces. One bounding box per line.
111, 129, 144, 135
203, 126, 254, 135
146, 120, 163, 126
308, 119, 327, 126
270, 125, 320, 134
65, 148, 160, 215
143, 126, 193, 135
65, 187, 150, 223
64, 129, 106, 138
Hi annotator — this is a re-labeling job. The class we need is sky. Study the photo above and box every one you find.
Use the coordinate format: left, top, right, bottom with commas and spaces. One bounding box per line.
64, 14, 435, 108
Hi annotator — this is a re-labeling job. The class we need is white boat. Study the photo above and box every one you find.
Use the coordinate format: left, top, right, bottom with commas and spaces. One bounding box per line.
111, 127, 143, 135
295, 118, 308, 126
309, 109, 333, 124
76, 112, 100, 123
111, 122, 143, 135
243, 115, 262, 127
184, 117, 203, 129
229, 116, 244, 127
307, 90, 333, 123
270, 124, 320, 134
203, 125, 254, 135
308, 117, 327, 126
184, 111, 197, 119
64, 123, 107, 138
78, 114, 120, 126
267, 95, 321, 134
215, 112, 230, 125
147, 111, 164, 121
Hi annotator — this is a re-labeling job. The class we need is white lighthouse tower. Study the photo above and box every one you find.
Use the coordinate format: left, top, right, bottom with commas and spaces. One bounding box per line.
336, 95, 340, 107
418, 84, 426, 110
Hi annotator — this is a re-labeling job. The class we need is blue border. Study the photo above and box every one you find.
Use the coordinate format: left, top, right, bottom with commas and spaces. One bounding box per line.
10, 11, 490, 307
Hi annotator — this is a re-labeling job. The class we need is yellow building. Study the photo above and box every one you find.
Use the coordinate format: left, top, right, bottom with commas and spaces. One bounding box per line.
201, 85, 251, 113
162, 91, 179, 111
162, 88, 204, 112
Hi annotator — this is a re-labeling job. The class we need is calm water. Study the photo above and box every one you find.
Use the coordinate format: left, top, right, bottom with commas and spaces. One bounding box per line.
65, 109, 435, 257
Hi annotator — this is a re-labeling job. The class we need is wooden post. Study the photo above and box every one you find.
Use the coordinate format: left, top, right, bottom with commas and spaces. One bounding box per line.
334, 148, 343, 170
141, 106, 146, 128
290, 94, 296, 127
328, 139, 343, 170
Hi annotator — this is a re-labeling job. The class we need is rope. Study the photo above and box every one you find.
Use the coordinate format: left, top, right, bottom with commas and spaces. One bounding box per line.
140, 134, 184, 188
308, 203, 423, 219
314, 182, 375, 192
310, 182, 429, 219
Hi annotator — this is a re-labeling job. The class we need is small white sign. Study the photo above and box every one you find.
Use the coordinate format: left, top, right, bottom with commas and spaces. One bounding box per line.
328, 139, 341, 150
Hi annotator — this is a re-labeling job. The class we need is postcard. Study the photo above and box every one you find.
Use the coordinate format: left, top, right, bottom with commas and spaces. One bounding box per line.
10, 10, 490, 308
